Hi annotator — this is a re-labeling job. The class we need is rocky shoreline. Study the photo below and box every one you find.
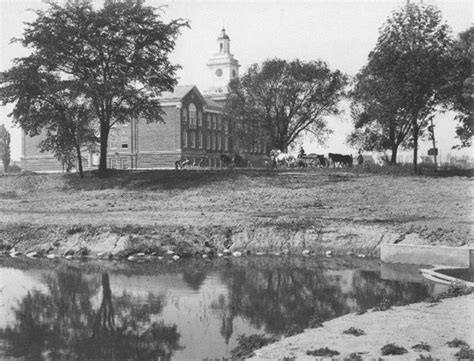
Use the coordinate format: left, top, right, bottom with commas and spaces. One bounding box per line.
0, 220, 437, 261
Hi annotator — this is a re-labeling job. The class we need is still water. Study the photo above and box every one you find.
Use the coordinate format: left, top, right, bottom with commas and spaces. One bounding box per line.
0, 256, 443, 360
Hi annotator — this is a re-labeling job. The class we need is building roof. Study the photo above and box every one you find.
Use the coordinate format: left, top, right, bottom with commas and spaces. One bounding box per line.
159, 85, 196, 101
159, 85, 225, 110
203, 96, 224, 109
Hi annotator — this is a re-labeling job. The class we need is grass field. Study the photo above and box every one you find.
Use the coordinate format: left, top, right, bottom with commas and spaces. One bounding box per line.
0, 168, 472, 255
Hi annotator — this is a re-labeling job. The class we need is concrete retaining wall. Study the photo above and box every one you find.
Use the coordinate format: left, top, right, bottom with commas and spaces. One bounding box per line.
381, 244, 474, 268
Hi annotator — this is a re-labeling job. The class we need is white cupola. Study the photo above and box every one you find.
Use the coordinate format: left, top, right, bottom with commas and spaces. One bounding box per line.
205, 28, 240, 100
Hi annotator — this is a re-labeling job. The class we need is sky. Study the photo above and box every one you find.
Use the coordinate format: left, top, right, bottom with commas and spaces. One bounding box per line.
1, 0, 472, 161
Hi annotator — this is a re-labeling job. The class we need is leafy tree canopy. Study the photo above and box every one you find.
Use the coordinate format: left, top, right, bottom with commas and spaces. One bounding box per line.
350, 2, 453, 169
0, 1, 188, 175
225, 58, 347, 152
446, 26, 473, 148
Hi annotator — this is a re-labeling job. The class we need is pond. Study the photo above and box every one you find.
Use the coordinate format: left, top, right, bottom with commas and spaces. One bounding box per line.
0, 256, 445, 360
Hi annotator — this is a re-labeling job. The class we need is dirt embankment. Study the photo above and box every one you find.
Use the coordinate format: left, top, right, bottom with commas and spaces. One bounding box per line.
250, 294, 474, 360
0, 170, 472, 258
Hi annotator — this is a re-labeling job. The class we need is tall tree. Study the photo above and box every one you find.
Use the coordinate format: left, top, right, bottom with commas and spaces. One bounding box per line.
351, 2, 453, 170
446, 26, 473, 148
224, 59, 347, 152
0, 124, 11, 172
0, 1, 188, 176
1, 59, 97, 177
348, 75, 411, 164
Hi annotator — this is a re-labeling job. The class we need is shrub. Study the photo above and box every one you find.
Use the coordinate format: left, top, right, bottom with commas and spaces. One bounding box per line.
381, 343, 408, 355
373, 297, 392, 311
343, 327, 366, 336
306, 347, 340, 357
307, 316, 324, 328
284, 324, 305, 337
454, 347, 474, 359
412, 342, 431, 351
446, 338, 469, 348
230, 334, 279, 359
345, 352, 363, 361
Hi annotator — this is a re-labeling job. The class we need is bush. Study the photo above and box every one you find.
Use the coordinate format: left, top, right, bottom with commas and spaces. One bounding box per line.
446, 338, 469, 348
373, 297, 392, 311
343, 327, 366, 336
412, 342, 431, 352
284, 324, 305, 337
307, 316, 325, 328
306, 347, 340, 357
230, 334, 279, 359
454, 347, 474, 359
381, 343, 408, 355
345, 352, 363, 361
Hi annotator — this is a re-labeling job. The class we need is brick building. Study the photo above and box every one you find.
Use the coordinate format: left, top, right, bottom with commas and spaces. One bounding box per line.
21, 28, 268, 171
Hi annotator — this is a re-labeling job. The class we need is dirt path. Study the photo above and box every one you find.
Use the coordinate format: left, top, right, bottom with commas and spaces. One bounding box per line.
250, 294, 474, 360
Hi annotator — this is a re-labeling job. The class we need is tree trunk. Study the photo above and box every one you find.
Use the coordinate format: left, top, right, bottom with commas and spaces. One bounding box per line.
75, 142, 84, 178
412, 125, 419, 173
98, 122, 109, 177
390, 144, 398, 165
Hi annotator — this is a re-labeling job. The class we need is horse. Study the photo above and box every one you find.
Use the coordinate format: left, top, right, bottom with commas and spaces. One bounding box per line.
270, 149, 296, 168
328, 153, 353, 168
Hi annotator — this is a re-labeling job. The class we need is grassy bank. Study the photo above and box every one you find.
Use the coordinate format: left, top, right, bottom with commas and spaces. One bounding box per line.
0, 168, 472, 257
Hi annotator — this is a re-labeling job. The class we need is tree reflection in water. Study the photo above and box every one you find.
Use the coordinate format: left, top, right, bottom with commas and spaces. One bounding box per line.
216, 258, 431, 335
0, 266, 181, 361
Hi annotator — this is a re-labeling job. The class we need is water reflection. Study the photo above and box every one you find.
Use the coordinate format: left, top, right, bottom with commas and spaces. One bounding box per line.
0, 258, 437, 360
0, 265, 181, 360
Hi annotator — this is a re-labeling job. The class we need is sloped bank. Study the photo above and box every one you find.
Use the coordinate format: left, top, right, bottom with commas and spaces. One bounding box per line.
1, 220, 431, 259
249, 294, 474, 360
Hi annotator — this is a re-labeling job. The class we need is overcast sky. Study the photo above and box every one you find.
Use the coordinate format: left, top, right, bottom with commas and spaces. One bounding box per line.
1, 0, 472, 160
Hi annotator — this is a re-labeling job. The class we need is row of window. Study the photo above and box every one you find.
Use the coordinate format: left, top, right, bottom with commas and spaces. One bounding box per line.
241, 143, 267, 154
183, 131, 229, 151
109, 158, 129, 169
182, 105, 228, 131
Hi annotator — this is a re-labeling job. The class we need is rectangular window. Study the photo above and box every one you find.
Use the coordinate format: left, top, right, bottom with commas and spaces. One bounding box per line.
217, 135, 221, 150
190, 132, 196, 148
110, 158, 119, 169
121, 130, 128, 149
212, 115, 216, 130
213, 135, 217, 150
207, 135, 211, 150
122, 158, 129, 169
207, 114, 211, 129
199, 132, 203, 149
182, 131, 188, 148
182, 108, 188, 123
217, 116, 221, 130
110, 130, 118, 149
189, 104, 197, 129
198, 111, 202, 127
224, 119, 229, 133
224, 136, 229, 151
